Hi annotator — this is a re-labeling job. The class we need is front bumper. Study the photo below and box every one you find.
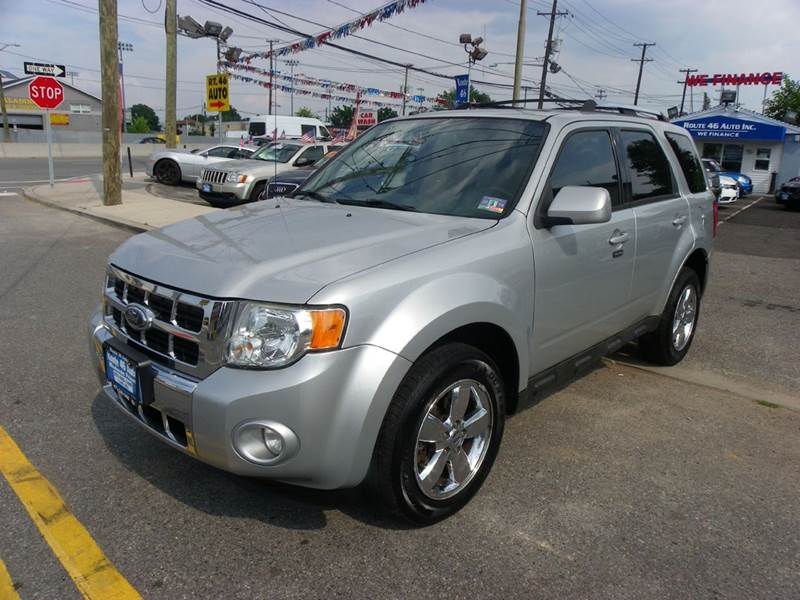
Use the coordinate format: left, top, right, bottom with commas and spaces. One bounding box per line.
89, 309, 412, 489
719, 187, 738, 204
195, 178, 252, 202
777, 189, 800, 205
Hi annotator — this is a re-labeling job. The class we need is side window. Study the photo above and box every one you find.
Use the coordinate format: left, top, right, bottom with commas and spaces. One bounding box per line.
300, 124, 316, 136
620, 130, 675, 201
549, 130, 620, 206
206, 146, 232, 158
665, 132, 706, 194
300, 146, 324, 163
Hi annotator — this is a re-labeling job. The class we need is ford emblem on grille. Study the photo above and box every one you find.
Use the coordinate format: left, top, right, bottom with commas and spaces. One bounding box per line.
123, 304, 155, 331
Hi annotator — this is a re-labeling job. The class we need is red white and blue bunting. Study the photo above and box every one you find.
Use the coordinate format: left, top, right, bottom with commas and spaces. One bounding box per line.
227, 72, 439, 109
221, 60, 446, 106
240, 0, 428, 63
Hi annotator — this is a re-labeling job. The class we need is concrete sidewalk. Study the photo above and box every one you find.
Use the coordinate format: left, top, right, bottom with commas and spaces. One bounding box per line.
23, 173, 219, 231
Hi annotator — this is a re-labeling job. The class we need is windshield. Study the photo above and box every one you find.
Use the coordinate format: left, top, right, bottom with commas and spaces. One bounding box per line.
298, 117, 547, 218
251, 144, 300, 163
703, 159, 721, 173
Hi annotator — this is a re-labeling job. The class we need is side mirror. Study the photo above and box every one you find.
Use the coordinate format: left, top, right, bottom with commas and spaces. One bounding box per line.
543, 186, 611, 227
294, 157, 315, 167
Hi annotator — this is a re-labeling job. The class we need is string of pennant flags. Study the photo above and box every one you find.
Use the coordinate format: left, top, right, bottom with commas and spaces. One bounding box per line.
221, 60, 447, 106
226, 71, 441, 109
240, 0, 428, 63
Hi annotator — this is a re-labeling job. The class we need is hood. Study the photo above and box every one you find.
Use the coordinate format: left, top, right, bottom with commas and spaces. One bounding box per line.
783, 180, 800, 188
110, 198, 494, 304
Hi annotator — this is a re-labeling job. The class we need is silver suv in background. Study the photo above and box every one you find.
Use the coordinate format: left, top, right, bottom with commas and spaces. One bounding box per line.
89, 103, 713, 523
196, 141, 339, 206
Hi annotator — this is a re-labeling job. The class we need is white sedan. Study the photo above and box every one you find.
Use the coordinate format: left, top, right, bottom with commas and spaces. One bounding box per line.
146, 144, 256, 185
718, 174, 740, 204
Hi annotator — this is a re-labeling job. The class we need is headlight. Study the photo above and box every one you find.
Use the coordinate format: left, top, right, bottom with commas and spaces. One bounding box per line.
226, 303, 347, 368
226, 171, 251, 183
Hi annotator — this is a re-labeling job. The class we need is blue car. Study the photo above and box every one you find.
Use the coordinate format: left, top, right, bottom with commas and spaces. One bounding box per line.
721, 172, 752, 195
701, 159, 753, 196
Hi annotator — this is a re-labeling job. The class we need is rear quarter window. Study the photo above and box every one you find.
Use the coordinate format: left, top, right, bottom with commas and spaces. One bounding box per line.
619, 129, 676, 201
666, 132, 707, 194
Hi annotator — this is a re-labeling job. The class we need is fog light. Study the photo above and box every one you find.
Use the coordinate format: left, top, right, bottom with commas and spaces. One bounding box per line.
231, 420, 299, 465
262, 427, 284, 456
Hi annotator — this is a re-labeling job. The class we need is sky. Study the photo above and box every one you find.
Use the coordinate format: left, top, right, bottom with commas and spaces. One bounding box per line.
1, 0, 799, 123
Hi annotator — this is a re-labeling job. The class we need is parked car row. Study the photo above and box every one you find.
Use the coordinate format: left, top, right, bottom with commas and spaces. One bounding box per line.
777, 176, 800, 210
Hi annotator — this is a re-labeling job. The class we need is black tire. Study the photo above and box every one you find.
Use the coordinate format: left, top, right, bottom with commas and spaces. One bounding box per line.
639, 268, 701, 366
249, 181, 267, 203
365, 342, 506, 524
154, 159, 181, 185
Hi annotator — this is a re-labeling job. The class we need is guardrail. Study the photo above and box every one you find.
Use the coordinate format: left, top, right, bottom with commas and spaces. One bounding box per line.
0, 143, 211, 159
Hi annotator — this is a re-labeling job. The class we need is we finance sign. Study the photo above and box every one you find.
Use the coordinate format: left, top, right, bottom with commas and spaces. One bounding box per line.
686, 72, 783, 87
673, 116, 785, 141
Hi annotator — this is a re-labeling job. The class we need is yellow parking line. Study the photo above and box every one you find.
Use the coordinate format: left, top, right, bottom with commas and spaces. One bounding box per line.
0, 426, 141, 600
0, 559, 22, 600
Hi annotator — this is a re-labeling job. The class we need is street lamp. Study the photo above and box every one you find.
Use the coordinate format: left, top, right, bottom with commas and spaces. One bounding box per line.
284, 59, 299, 115
117, 42, 133, 132
460, 33, 488, 105
177, 15, 241, 141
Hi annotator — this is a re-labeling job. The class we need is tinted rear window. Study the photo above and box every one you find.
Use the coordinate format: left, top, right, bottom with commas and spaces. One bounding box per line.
666, 133, 706, 194
620, 130, 675, 201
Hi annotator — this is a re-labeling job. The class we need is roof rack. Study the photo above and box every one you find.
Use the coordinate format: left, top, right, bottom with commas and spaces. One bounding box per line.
460, 98, 667, 121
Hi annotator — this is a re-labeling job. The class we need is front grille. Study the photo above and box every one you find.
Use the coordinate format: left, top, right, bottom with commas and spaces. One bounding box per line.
103, 265, 235, 378
202, 169, 228, 184
267, 182, 300, 198
781, 187, 800, 200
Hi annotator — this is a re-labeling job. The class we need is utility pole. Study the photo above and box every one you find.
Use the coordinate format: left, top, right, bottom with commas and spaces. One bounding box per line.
267, 40, 275, 115
165, 0, 177, 148
677, 67, 697, 115
631, 42, 655, 106
512, 0, 526, 103
0, 72, 10, 143
537, 0, 568, 109
401, 64, 409, 115
99, 0, 121, 205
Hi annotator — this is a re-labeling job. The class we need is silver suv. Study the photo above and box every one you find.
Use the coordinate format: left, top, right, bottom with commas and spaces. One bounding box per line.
89, 104, 713, 523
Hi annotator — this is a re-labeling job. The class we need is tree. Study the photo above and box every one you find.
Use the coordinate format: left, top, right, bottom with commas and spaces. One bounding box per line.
437, 87, 492, 108
329, 105, 355, 128
295, 106, 317, 118
130, 103, 160, 131
764, 75, 800, 124
221, 106, 242, 122
377, 107, 398, 122
127, 116, 150, 134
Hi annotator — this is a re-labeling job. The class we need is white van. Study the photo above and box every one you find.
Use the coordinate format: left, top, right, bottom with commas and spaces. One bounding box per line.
247, 115, 331, 142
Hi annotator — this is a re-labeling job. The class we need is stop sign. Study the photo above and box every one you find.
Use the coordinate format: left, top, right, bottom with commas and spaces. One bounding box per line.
28, 76, 64, 110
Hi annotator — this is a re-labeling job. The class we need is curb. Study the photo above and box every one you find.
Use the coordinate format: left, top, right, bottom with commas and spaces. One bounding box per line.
22, 188, 148, 234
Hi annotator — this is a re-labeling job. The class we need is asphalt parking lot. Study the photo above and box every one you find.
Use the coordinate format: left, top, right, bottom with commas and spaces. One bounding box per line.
0, 192, 798, 599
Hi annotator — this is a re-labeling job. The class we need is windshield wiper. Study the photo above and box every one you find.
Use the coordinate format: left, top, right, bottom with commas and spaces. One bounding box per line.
293, 190, 339, 204
334, 198, 418, 212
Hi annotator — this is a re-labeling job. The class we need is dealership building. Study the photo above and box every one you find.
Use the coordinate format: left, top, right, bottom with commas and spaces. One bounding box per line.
672, 105, 800, 193
0, 74, 102, 133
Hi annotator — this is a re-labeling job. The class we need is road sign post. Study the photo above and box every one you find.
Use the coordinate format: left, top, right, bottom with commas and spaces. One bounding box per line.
28, 76, 64, 188
206, 74, 229, 143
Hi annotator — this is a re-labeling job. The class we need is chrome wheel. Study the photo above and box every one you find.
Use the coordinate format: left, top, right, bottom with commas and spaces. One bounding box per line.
672, 285, 697, 351
414, 379, 494, 500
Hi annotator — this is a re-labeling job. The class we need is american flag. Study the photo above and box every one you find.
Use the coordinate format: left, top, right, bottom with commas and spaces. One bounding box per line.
300, 131, 315, 144
330, 134, 346, 145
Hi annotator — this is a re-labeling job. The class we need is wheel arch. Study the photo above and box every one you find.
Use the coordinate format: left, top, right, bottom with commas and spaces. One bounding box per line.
154, 157, 182, 182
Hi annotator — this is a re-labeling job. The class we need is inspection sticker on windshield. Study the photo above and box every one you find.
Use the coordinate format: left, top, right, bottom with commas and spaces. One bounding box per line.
478, 196, 507, 213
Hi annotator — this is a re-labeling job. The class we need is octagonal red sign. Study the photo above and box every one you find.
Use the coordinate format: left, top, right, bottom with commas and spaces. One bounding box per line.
28, 76, 64, 110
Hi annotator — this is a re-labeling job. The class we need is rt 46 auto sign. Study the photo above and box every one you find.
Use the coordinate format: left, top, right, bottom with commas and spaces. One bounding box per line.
28, 76, 64, 110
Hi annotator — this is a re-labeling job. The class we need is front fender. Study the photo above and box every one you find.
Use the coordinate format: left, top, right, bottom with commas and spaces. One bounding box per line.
311, 214, 535, 392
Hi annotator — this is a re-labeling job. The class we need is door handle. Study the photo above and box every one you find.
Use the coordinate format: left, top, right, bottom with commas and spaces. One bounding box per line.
608, 230, 629, 245
672, 215, 687, 227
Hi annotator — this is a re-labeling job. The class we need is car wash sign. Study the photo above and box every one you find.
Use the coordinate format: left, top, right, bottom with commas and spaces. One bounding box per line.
673, 115, 785, 141
685, 72, 783, 87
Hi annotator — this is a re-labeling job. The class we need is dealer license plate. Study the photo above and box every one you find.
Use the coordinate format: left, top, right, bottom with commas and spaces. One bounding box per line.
104, 346, 141, 403
202, 183, 212, 193
780, 192, 789, 200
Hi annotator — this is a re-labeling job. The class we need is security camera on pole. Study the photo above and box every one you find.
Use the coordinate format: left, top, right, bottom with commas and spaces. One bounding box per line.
458, 34, 488, 106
